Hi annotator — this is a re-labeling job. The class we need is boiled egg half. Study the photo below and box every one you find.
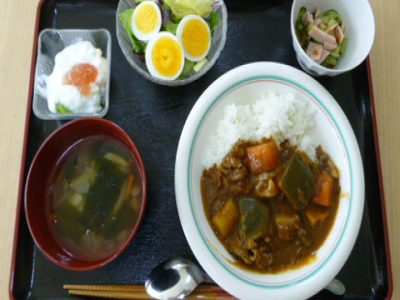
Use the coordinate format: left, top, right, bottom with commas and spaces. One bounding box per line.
145, 32, 185, 80
176, 15, 211, 62
132, 1, 162, 42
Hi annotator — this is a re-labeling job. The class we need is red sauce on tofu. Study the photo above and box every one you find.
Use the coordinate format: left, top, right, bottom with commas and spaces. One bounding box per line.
63, 63, 98, 97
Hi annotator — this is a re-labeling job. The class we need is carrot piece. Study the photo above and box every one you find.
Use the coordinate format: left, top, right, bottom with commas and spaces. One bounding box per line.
246, 141, 279, 175
313, 173, 333, 206
125, 174, 135, 199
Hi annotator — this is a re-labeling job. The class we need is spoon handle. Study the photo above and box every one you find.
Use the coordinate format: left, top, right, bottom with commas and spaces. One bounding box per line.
325, 279, 346, 295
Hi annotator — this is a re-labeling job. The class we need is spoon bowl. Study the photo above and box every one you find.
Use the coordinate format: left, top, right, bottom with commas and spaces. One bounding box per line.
145, 257, 345, 299
145, 257, 210, 300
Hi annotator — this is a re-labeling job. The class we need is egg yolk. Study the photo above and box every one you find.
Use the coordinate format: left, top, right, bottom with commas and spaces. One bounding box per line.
135, 4, 158, 34
182, 19, 210, 58
152, 37, 183, 77
63, 63, 98, 97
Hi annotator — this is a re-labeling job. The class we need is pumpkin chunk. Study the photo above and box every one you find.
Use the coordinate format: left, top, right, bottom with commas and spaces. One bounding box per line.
239, 196, 270, 240
278, 151, 315, 210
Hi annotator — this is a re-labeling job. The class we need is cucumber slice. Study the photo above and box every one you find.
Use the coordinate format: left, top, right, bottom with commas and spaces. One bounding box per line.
325, 55, 338, 66
296, 20, 304, 31
56, 103, 71, 114
318, 23, 327, 31
307, 22, 314, 33
340, 37, 348, 55
321, 61, 330, 68
330, 47, 341, 58
296, 30, 307, 47
321, 10, 339, 25
327, 18, 338, 28
297, 7, 307, 22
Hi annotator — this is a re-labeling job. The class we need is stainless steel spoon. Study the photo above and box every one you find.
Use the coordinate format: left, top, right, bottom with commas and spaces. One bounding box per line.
145, 257, 345, 300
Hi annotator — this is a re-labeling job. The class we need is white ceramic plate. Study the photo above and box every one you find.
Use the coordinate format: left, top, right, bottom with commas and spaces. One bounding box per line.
175, 62, 364, 300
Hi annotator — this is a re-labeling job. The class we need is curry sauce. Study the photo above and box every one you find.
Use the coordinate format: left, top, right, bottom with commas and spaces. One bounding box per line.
201, 139, 340, 273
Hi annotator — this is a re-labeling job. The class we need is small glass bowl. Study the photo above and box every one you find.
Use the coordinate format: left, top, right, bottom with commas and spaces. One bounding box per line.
33, 29, 111, 120
116, 0, 228, 86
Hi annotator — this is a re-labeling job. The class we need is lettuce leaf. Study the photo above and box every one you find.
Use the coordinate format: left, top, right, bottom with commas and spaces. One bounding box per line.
164, 0, 212, 19
207, 11, 219, 36
162, 2, 172, 10
118, 8, 145, 54
136, 0, 157, 3
178, 59, 195, 79
163, 21, 179, 35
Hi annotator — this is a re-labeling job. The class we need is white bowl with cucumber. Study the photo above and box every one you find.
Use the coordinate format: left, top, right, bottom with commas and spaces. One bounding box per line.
290, 0, 375, 76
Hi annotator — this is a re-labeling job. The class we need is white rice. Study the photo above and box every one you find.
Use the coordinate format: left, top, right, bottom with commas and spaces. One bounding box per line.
202, 91, 316, 168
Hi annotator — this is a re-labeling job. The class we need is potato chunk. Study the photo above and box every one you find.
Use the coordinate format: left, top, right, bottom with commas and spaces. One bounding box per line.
305, 208, 329, 227
212, 200, 239, 238
274, 212, 300, 240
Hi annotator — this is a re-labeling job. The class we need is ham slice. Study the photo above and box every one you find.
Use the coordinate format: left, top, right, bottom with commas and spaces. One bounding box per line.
335, 26, 344, 44
309, 26, 336, 45
323, 42, 337, 51
315, 49, 330, 65
341, 21, 346, 32
327, 23, 339, 32
313, 18, 322, 26
314, 7, 322, 18
303, 11, 313, 25
306, 42, 323, 60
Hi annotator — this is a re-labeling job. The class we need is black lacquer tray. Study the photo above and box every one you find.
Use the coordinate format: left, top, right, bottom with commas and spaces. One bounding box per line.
9, 0, 393, 299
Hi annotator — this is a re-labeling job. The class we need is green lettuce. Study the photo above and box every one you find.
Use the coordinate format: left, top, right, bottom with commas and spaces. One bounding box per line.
118, 8, 145, 54
164, 0, 212, 19
163, 21, 179, 35
178, 59, 195, 79
207, 11, 219, 36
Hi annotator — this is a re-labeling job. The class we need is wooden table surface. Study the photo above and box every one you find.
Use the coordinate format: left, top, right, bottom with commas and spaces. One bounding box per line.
0, 0, 398, 299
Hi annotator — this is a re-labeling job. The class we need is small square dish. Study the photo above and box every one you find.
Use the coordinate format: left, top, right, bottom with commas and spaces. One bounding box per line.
33, 29, 111, 120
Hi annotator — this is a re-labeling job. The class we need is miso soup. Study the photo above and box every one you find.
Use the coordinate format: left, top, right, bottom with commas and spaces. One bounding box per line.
47, 135, 143, 261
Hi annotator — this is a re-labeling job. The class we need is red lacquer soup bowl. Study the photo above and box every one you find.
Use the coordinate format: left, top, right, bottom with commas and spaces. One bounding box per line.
25, 118, 147, 271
